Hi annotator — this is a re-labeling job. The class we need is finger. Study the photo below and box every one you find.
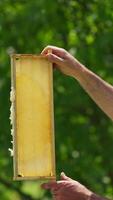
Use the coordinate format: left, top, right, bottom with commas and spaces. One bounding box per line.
60, 172, 73, 181
46, 53, 65, 67
41, 181, 57, 190
52, 193, 60, 200
53, 63, 57, 70
41, 45, 67, 58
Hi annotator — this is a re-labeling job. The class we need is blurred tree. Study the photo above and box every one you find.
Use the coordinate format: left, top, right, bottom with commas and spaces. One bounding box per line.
0, 0, 113, 199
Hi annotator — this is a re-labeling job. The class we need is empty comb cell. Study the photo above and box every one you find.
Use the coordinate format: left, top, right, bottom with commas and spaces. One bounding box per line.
10, 54, 56, 180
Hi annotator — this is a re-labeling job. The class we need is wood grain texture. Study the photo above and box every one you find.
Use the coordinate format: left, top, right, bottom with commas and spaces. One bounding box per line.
11, 54, 56, 180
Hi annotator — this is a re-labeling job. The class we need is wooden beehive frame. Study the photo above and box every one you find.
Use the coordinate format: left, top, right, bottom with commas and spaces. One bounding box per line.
10, 54, 56, 180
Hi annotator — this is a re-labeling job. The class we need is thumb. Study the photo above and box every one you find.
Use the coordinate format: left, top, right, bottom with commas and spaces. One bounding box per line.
60, 172, 73, 181
41, 181, 57, 190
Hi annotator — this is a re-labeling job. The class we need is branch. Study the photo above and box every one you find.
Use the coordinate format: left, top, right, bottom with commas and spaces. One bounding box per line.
0, 177, 41, 200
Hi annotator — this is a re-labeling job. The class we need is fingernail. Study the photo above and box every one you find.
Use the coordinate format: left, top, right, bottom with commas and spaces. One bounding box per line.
47, 53, 51, 58
61, 172, 65, 176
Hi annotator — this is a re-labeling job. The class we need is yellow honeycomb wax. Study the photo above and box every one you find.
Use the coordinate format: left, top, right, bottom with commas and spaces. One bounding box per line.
11, 55, 56, 180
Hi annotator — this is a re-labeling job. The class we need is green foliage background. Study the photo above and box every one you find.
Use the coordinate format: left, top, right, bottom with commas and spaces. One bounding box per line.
0, 0, 113, 199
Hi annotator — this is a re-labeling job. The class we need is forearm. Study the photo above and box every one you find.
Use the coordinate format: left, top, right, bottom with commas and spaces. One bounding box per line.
90, 193, 110, 200
41, 46, 113, 120
73, 64, 113, 120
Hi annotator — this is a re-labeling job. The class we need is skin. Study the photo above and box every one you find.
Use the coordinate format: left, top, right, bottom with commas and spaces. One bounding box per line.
41, 46, 113, 120
41, 173, 107, 200
41, 45, 112, 200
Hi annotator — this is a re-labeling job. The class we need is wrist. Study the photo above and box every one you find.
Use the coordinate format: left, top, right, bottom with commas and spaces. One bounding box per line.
72, 61, 88, 81
90, 193, 108, 200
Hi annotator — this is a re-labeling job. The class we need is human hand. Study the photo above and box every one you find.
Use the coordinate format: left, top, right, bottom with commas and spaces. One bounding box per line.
41, 46, 84, 78
41, 172, 92, 200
